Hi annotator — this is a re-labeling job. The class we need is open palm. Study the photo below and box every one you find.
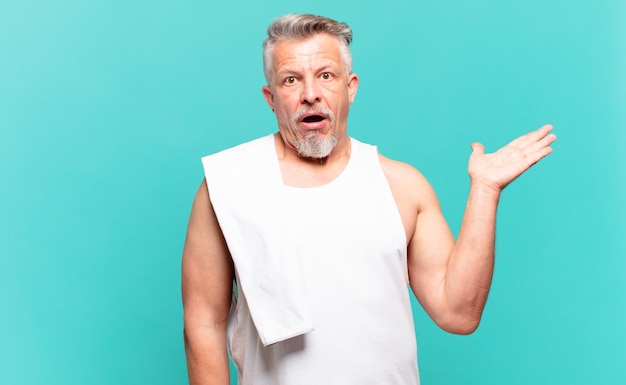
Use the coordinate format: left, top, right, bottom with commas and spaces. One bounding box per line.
468, 124, 557, 191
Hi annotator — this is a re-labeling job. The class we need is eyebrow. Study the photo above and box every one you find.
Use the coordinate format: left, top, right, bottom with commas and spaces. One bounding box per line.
275, 62, 340, 79
275, 69, 300, 78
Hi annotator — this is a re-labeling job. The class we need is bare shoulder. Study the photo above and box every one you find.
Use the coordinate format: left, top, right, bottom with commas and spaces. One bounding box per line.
378, 153, 437, 210
378, 153, 443, 243
184, 179, 230, 261
378, 154, 425, 183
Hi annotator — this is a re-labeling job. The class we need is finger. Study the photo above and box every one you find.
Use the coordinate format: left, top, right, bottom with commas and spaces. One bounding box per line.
507, 124, 554, 149
521, 131, 556, 166
508, 124, 553, 149
532, 134, 556, 148
471, 142, 485, 155
524, 131, 557, 154
523, 144, 554, 168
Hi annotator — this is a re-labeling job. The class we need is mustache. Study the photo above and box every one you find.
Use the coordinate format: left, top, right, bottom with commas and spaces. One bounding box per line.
292, 105, 335, 124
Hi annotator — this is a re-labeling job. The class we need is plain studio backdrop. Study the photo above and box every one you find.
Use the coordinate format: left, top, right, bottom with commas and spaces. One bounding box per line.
1, 1, 624, 384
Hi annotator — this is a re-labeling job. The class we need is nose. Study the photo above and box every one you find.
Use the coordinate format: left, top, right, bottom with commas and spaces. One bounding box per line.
300, 77, 321, 105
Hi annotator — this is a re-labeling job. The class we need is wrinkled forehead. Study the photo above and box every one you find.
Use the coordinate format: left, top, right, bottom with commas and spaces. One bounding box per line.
271, 34, 345, 67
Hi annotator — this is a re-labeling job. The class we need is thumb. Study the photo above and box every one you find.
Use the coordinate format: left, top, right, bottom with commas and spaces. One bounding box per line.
471, 142, 485, 155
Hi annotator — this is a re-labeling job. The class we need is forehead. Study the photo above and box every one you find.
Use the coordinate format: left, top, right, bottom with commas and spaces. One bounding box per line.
271, 33, 344, 70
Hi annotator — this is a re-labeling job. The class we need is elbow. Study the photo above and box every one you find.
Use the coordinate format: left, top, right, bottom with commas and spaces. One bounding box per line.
435, 311, 483, 335
444, 318, 481, 335
183, 314, 229, 347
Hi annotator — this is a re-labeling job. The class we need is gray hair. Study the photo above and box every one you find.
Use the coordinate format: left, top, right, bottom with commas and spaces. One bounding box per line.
263, 14, 353, 84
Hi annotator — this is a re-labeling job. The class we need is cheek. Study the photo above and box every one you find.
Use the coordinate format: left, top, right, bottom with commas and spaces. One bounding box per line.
279, 99, 300, 116
274, 95, 293, 111
275, 104, 298, 129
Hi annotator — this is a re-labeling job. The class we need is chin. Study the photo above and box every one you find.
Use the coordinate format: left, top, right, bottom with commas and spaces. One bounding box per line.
295, 132, 338, 158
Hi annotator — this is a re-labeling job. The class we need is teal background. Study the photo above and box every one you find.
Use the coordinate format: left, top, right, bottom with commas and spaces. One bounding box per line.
1, 0, 624, 384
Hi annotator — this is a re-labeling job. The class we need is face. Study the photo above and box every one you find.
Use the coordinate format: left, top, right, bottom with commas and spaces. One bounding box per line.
262, 33, 359, 159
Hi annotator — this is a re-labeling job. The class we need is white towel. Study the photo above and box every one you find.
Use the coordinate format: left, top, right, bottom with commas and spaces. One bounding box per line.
201, 135, 314, 346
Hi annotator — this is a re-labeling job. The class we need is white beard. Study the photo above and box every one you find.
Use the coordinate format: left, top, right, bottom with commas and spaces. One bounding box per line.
294, 131, 338, 159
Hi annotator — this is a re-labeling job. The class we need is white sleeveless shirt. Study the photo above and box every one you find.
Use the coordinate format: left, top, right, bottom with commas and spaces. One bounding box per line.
225, 137, 420, 385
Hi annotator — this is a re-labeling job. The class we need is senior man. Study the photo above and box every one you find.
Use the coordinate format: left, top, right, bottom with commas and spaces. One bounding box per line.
182, 13, 556, 385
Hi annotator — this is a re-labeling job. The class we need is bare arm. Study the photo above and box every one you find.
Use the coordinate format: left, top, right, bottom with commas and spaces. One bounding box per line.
388, 125, 556, 334
182, 179, 234, 385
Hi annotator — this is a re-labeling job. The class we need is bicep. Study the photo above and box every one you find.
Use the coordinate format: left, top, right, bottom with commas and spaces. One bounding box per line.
406, 176, 455, 318
382, 155, 457, 322
182, 179, 234, 330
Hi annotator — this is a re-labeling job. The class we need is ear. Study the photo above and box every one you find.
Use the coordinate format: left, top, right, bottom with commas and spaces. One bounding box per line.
347, 74, 359, 104
262, 85, 275, 111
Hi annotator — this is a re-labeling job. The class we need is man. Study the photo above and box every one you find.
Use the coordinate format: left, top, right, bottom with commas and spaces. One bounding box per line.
182, 14, 556, 385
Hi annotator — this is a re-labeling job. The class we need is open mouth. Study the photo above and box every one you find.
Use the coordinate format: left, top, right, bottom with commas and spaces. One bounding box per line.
302, 115, 325, 123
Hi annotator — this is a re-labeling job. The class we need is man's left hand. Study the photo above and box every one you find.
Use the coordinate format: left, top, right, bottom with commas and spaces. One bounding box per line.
468, 124, 557, 192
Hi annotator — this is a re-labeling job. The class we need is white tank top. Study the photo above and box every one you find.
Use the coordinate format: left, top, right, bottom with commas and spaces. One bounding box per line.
228, 137, 420, 385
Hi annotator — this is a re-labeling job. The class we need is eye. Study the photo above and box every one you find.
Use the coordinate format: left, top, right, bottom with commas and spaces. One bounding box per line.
321, 72, 333, 80
284, 76, 296, 85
